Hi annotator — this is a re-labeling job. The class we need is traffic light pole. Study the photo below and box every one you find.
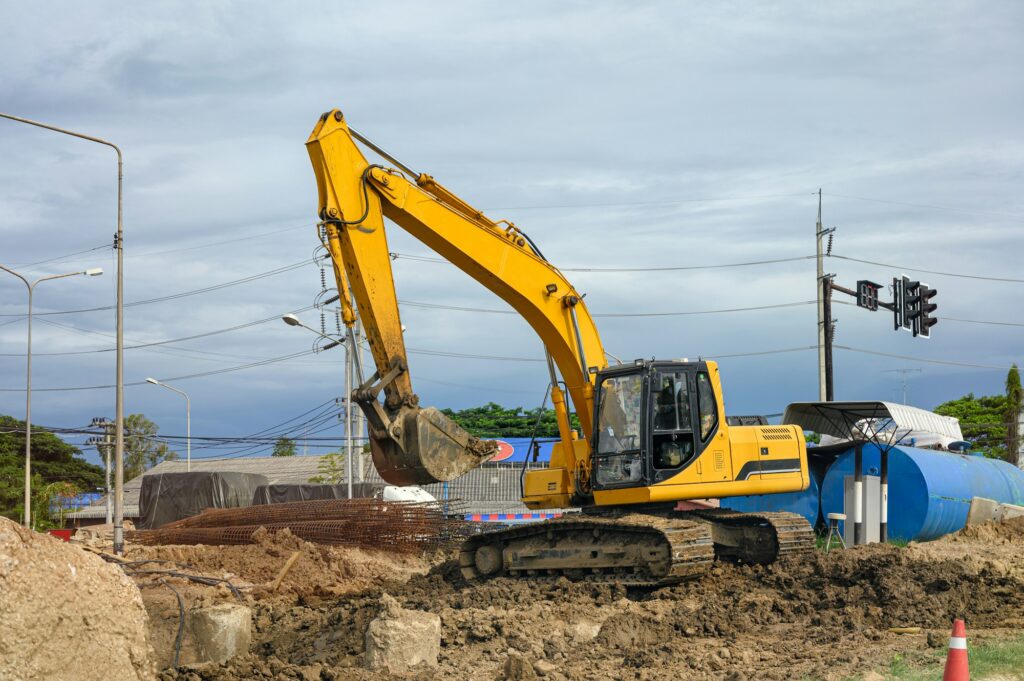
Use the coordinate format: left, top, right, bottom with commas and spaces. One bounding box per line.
823, 277, 835, 401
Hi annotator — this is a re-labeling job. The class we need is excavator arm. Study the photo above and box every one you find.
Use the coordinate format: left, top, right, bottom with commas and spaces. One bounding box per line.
306, 109, 605, 489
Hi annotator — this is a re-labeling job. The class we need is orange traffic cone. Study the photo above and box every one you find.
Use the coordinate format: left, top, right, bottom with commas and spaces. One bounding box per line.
942, 619, 969, 681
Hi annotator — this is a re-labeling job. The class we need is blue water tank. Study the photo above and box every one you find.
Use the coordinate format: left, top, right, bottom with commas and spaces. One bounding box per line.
721, 458, 827, 527
820, 444, 1024, 541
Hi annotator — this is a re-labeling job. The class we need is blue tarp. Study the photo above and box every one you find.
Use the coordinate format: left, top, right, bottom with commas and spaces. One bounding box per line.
488, 437, 557, 463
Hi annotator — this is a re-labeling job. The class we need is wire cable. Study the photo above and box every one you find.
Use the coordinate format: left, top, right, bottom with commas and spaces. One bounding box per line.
0, 260, 315, 318
397, 299, 817, 317
823, 192, 1024, 220
829, 254, 1024, 283
0, 305, 318, 357
834, 345, 1011, 370
391, 251, 817, 272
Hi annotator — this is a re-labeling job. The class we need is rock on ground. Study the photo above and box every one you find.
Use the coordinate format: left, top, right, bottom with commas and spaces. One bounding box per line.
190, 603, 252, 663
0, 516, 156, 681
364, 593, 440, 672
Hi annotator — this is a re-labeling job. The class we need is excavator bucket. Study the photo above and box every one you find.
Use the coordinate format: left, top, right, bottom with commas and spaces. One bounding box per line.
368, 406, 497, 486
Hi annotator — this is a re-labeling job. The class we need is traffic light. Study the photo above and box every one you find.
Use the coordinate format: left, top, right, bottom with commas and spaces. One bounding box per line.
857, 280, 881, 311
892, 277, 903, 330
917, 284, 938, 338
902, 276, 921, 334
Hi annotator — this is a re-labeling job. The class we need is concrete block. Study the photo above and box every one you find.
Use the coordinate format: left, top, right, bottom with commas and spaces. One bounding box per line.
996, 502, 1024, 521
189, 603, 252, 663
967, 497, 1002, 526
365, 594, 440, 672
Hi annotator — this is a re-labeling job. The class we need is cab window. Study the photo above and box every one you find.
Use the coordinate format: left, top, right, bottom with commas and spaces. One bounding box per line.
653, 372, 690, 431
595, 373, 642, 454
652, 372, 695, 470
697, 372, 718, 440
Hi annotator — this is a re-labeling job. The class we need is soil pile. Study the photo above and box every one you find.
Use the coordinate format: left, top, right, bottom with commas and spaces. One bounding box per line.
949, 515, 1024, 543
128, 527, 428, 601
0, 517, 156, 681
158, 519, 1024, 681
908, 516, 1024, 579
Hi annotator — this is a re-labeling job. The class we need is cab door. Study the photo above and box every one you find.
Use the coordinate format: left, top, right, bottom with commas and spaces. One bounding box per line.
693, 370, 731, 483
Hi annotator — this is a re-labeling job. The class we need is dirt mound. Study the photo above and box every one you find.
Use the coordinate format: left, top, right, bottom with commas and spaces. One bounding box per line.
0, 517, 156, 681
128, 527, 429, 601
948, 516, 1024, 543
158, 524, 1024, 681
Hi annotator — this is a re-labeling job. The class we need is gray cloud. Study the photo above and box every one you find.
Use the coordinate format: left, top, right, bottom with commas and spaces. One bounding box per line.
1, 1, 1021, 462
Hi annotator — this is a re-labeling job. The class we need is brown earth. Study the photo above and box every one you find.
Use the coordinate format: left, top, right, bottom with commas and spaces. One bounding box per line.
153, 518, 1024, 681
122, 527, 430, 668
0, 516, 157, 681
127, 526, 430, 602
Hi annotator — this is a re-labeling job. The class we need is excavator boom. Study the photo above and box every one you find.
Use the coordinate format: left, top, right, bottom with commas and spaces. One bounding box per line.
306, 110, 603, 487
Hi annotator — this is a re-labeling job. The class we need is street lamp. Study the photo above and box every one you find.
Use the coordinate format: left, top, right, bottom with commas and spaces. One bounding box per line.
0, 264, 103, 528
281, 313, 362, 498
145, 378, 191, 472
0, 111, 126, 553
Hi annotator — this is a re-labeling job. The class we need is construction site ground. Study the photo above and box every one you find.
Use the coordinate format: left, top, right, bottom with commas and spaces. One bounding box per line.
124, 517, 1024, 681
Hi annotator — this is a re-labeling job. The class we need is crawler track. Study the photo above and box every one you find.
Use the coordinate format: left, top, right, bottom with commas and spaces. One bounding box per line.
684, 509, 816, 564
459, 514, 714, 587
460, 510, 815, 586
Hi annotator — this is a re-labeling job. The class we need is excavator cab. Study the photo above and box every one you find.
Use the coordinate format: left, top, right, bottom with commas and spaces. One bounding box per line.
591, 360, 717, 491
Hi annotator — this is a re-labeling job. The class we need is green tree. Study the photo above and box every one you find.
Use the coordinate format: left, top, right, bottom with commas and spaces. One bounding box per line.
310, 450, 345, 483
1006, 364, 1022, 462
124, 413, 176, 479
440, 402, 581, 438
0, 415, 103, 523
272, 436, 297, 457
33, 480, 82, 531
934, 393, 1008, 459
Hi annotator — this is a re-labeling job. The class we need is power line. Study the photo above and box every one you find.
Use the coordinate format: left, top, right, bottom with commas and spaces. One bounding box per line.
126, 222, 315, 260
398, 298, 817, 317
10, 244, 110, 269
829, 254, 1024, 283
0, 305, 318, 357
823, 192, 1024, 220
705, 345, 817, 359
0, 348, 317, 392
391, 251, 817, 272
484, 192, 815, 212
834, 345, 1011, 370
833, 300, 1024, 328
940, 316, 1024, 328
594, 301, 815, 318
0, 259, 316, 317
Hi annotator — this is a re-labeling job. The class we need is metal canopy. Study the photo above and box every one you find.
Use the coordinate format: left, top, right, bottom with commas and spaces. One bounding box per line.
783, 401, 963, 447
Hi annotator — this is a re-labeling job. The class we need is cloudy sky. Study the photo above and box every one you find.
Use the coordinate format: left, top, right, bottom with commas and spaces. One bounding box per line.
1, 2, 1022, 465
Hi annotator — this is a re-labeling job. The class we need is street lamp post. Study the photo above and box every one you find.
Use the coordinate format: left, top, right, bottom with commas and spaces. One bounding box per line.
0, 112, 126, 552
145, 378, 191, 471
282, 313, 357, 499
0, 264, 103, 528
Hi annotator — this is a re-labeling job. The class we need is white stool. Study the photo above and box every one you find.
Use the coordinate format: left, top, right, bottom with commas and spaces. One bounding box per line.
824, 512, 847, 553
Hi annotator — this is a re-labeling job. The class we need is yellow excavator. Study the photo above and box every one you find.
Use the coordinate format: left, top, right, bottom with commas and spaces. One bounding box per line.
306, 109, 815, 586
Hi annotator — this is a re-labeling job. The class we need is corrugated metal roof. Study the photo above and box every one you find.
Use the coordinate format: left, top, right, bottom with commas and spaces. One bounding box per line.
783, 401, 963, 444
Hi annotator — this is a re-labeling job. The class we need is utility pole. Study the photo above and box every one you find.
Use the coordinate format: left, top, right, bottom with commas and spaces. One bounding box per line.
815, 190, 835, 401
822, 276, 835, 401
354, 320, 365, 483
88, 417, 115, 525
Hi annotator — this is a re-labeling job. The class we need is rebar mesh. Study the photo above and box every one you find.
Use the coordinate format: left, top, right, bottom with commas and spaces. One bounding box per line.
128, 499, 468, 553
